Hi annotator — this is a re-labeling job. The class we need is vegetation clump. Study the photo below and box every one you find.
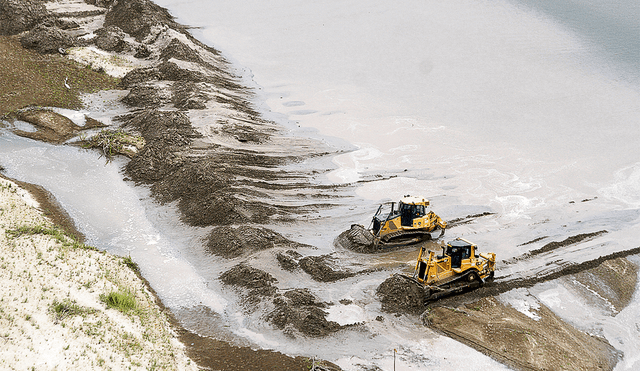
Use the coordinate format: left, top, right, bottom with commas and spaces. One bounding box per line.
100, 289, 138, 313
6, 223, 95, 251
50, 299, 95, 323
82, 128, 145, 161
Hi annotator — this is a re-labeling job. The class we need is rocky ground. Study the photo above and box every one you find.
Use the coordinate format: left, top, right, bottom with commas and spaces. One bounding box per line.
1, 0, 639, 370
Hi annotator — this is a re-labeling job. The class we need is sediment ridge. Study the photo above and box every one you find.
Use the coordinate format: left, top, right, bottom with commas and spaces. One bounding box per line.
1, 0, 638, 370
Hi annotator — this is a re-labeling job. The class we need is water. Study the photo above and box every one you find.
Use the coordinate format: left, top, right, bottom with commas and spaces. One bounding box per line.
2, 0, 640, 369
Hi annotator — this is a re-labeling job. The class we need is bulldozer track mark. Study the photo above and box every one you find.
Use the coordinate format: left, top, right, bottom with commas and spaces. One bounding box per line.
446, 212, 495, 228
503, 230, 608, 264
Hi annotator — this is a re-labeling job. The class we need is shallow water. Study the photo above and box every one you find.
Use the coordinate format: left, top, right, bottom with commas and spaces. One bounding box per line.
3, 0, 640, 369
149, 0, 640, 368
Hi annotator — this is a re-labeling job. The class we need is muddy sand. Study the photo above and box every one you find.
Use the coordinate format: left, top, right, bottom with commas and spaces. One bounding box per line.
1, 0, 638, 370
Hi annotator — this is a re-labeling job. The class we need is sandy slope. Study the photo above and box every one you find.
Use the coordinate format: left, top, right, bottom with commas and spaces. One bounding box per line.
0, 177, 197, 370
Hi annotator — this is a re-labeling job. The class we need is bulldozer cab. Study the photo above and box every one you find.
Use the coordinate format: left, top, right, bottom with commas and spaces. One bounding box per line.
444, 240, 473, 268
399, 201, 426, 226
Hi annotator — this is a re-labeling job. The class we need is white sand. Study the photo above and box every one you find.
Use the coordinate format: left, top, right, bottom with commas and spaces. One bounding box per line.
0, 177, 198, 370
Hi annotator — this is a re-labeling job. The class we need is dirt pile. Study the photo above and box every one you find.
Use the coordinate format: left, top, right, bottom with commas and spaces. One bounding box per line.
424, 296, 618, 371
93, 25, 128, 52
219, 264, 278, 300
276, 250, 303, 271
376, 274, 426, 315
298, 255, 357, 282
206, 226, 309, 259
103, 0, 185, 41
220, 266, 343, 338
268, 289, 341, 338
334, 224, 378, 253
20, 24, 78, 53
0, 0, 51, 36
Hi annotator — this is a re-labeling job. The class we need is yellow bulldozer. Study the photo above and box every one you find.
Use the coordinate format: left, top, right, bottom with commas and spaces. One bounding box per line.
335, 195, 447, 253
411, 237, 496, 300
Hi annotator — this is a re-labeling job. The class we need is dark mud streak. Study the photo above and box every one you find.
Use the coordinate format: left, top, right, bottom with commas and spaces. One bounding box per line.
446, 212, 496, 227
518, 236, 548, 247
504, 230, 608, 264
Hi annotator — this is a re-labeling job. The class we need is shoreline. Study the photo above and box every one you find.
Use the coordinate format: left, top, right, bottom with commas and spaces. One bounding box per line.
1, 0, 637, 369
0, 176, 198, 370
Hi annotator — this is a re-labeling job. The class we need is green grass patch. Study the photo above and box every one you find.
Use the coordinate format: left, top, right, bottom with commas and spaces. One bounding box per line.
51, 299, 95, 322
5, 224, 97, 251
0, 36, 119, 117
100, 289, 138, 313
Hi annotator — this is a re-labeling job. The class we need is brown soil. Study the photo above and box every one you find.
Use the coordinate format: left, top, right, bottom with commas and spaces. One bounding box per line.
0, 35, 118, 116
376, 274, 426, 315
424, 297, 618, 371
206, 225, 309, 258
298, 254, 357, 282
219, 264, 346, 337
572, 257, 638, 312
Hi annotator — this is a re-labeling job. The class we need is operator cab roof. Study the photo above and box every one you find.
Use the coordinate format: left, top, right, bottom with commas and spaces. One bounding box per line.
448, 239, 473, 248
399, 195, 429, 205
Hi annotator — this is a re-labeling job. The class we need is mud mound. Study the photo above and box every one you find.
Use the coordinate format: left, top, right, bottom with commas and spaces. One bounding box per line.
119, 67, 163, 89
120, 109, 201, 145
267, 289, 341, 338
14, 108, 81, 143
219, 264, 277, 299
218, 122, 271, 144
158, 61, 208, 83
160, 38, 204, 64
20, 24, 77, 54
0, 0, 51, 36
424, 297, 618, 371
125, 141, 183, 182
298, 255, 356, 282
94, 25, 128, 52
173, 81, 209, 110
104, 0, 184, 41
376, 274, 426, 315
122, 84, 171, 108
276, 250, 303, 271
205, 225, 303, 259
334, 224, 376, 253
